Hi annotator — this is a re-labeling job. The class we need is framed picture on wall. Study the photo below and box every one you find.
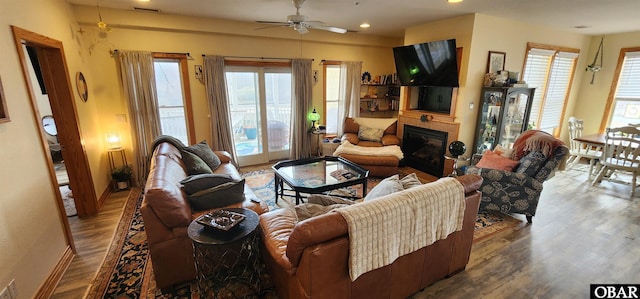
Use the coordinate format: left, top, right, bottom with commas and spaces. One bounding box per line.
0, 76, 9, 123
487, 51, 506, 74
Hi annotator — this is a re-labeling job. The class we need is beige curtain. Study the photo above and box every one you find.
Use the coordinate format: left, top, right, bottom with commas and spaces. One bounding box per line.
290, 59, 313, 159
337, 61, 362, 136
116, 50, 161, 186
203, 55, 236, 161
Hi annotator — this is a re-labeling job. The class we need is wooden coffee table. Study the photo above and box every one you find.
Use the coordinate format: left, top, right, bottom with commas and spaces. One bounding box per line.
272, 156, 369, 205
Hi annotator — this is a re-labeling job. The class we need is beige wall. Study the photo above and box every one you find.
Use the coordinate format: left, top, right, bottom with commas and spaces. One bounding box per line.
73, 5, 402, 148
572, 31, 640, 135
0, 0, 103, 297
404, 13, 592, 150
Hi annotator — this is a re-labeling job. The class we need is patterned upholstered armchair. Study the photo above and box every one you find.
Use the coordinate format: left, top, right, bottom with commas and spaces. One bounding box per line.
465, 131, 569, 223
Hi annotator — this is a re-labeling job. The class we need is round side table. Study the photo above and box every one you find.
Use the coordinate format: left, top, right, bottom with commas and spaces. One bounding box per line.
187, 208, 262, 298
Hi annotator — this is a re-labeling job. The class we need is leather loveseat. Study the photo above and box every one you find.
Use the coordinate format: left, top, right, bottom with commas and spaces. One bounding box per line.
338, 117, 401, 177
141, 141, 268, 290
258, 174, 482, 299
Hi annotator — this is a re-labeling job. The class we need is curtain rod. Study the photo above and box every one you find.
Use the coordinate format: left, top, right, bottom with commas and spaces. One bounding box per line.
111, 49, 194, 59
202, 54, 313, 61
320, 59, 362, 65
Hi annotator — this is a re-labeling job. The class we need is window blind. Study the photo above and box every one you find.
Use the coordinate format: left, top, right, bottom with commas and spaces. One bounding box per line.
615, 51, 640, 100
522, 48, 578, 132
522, 49, 553, 126
539, 53, 577, 130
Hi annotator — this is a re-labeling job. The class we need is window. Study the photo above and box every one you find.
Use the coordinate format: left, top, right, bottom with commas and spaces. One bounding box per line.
225, 62, 292, 166
324, 63, 340, 135
522, 43, 579, 136
605, 48, 640, 129
153, 54, 194, 145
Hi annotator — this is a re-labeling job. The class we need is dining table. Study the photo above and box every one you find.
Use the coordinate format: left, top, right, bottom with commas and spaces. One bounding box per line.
573, 133, 605, 147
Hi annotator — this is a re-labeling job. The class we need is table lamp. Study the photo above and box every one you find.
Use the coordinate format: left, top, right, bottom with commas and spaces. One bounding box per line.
308, 107, 320, 129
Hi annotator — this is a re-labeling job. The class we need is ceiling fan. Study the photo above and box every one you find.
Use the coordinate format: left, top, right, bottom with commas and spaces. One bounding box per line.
256, 0, 347, 34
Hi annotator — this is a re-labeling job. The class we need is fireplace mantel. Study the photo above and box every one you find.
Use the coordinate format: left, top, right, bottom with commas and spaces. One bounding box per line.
397, 110, 460, 177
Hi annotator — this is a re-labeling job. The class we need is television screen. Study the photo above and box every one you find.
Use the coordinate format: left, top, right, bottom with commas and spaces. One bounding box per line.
393, 39, 459, 87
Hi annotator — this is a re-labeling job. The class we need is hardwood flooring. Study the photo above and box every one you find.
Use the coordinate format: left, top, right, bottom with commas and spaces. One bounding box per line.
411, 164, 640, 298
51, 189, 133, 299
50, 163, 640, 298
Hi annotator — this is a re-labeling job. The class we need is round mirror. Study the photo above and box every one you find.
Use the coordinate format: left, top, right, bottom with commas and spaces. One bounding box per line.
42, 115, 57, 136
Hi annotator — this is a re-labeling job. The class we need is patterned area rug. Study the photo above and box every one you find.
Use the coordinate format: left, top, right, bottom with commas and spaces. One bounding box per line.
86, 168, 521, 298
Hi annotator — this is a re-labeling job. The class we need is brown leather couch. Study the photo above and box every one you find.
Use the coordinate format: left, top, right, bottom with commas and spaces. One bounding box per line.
339, 117, 401, 177
258, 174, 482, 299
141, 141, 268, 290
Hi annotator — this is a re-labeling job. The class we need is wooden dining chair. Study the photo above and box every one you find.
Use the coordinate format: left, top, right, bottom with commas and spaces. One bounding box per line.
591, 126, 640, 197
567, 117, 603, 179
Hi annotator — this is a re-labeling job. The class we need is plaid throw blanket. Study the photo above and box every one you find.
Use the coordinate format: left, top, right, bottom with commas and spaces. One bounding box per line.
336, 177, 465, 281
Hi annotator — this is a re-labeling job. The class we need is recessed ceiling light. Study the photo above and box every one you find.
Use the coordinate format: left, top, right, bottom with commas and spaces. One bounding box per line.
573, 25, 592, 29
448, 0, 463, 3
360, 23, 370, 28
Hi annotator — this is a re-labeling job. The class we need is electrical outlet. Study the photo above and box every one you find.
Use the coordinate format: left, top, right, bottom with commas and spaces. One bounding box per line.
7, 280, 16, 299
0, 287, 10, 299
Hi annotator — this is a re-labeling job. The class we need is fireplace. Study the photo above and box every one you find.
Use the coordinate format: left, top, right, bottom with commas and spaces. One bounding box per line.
402, 125, 448, 177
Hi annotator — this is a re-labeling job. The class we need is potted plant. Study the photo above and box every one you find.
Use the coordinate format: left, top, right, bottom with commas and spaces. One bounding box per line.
111, 164, 133, 190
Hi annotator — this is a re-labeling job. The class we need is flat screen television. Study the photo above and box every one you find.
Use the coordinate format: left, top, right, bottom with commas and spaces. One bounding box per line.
393, 39, 459, 87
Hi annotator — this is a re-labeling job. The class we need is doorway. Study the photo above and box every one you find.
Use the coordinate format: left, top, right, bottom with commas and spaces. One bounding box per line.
225, 65, 292, 166
12, 26, 100, 251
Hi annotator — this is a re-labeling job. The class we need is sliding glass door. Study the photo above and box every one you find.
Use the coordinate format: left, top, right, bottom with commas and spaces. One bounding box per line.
226, 66, 292, 166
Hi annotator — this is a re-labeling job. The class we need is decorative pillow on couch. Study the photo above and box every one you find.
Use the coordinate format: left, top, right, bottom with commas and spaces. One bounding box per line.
180, 173, 235, 195
364, 174, 404, 201
516, 150, 548, 177
475, 150, 520, 171
358, 126, 385, 142
182, 140, 222, 173
187, 179, 246, 211
181, 150, 213, 175
400, 173, 422, 189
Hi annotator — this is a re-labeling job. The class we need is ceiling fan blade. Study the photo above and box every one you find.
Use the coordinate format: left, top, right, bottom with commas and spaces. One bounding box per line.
255, 24, 291, 30
306, 22, 347, 34
256, 20, 291, 25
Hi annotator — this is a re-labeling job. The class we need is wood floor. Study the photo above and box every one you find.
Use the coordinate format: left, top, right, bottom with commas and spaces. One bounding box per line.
50, 163, 640, 298
51, 189, 133, 299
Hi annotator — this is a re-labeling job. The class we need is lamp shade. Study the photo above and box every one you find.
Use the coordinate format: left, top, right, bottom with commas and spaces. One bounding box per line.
308, 108, 320, 122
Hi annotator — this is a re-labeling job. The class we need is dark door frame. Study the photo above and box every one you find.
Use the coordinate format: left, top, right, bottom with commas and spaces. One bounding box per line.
11, 26, 100, 247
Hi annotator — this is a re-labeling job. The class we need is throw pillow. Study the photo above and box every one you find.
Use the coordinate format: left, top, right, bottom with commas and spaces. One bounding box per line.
181, 150, 213, 175
475, 150, 520, 171
400, 173, 422, 189
364, 174, 404, 201
183, 140, 222, 172
516, 150, 548, 177
180, 173, 235, 195
493, 144, 514, 158
308, 194, 356, 206
293, 203, 350, 222
358, 126, 385, 142
187, 179, 246, 211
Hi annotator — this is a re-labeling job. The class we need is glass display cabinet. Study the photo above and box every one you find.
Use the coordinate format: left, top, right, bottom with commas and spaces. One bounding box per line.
472, 87, 535, 155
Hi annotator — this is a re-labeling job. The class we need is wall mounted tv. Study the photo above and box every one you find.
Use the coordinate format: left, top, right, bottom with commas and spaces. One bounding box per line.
393, 39, 459, 87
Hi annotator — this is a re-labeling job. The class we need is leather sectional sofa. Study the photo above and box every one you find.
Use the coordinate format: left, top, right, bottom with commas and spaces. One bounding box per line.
258, 174, 483, 299
141, 141, 268, 290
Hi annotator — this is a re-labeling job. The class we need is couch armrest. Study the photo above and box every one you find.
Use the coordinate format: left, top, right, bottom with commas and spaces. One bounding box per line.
259, 208, 298, 273
381, 134, 400, 146
214, 151, 233, 164
286, 211, 349, 268
466, 167, 543, 191
341, 133, 360, 145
